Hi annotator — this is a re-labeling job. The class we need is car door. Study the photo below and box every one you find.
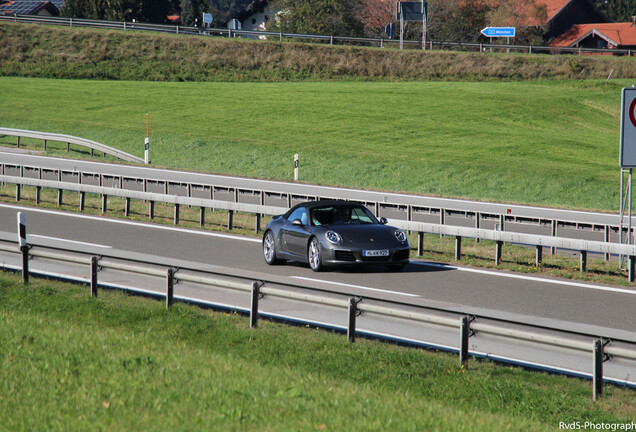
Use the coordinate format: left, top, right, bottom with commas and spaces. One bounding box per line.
282, 207, 310, 257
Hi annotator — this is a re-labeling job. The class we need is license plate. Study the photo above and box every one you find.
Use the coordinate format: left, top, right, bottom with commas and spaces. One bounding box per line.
363, 249, 389, 257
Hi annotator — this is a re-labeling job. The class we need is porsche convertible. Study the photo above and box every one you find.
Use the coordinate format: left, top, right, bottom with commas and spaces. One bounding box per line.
262, 200, 410, 271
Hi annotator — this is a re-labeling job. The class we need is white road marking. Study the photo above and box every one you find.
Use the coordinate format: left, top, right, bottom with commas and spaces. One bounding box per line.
413, 261, 636, 296
30, 235, 113, 249
290, 276, 420, 297
0, 203, 261, 243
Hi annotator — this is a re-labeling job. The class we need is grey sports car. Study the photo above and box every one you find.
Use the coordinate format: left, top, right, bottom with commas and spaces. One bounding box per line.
262, 200, 410, 271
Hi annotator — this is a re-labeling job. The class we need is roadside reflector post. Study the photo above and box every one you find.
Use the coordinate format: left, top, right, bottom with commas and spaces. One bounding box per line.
629, 256, 635, 283
15, 184, 20, 201
228, 210, 234, 230
417, 232, 423, 256
101, 194, 108, 213
35, 186, 41, 204
347, 297, 361, 343
255, 214, 261, 234
535, 245, 542, 267
57, 189, 63, 206
166, 268, 175, 309
495, 241, 503, 265
475, 212, 481, 243
199, 207, 205, 227
144, 114, 150, 165
551, 220, 557, 255
580, 250, 587, 273
149, 201, 155, 219
17, 212, 29, 284
90, 256, 99, 297
455, 236, 462, 260
79, 192, 85, 211
604, 226, 610, 261
294, 154, 299, 182
250, 281, 263, 328
174, 204, 180, 224
125, 198, 131, 217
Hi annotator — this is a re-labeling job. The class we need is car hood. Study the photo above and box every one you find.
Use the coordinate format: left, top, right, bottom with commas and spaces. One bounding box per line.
325, 224, 404, 248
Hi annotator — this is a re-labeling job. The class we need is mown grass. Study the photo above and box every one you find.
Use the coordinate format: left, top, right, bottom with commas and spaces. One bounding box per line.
0, 77, 631, 212
2, 23, 636, 82
1, 271, 635, 431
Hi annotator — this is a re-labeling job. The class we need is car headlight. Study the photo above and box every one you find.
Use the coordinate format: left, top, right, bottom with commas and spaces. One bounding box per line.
325, 230, 342, 245
394, 229, 407, 243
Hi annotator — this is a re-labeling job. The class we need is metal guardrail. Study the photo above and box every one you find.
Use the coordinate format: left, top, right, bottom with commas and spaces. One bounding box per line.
2, 174, 636, 280
0, 128, 144, 163
1, 14, 633, 57
0, 233, 634, 400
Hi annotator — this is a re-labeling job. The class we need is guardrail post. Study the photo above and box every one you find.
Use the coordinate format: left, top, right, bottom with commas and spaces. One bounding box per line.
580, 250, 587, 273
174, 204, 180, 224
455, 236, 462, 260
166, 268, 174, 309
21, 245, 30, 284
101, 194, 107, 213
459, 316, 474, 367
551, 220, 557, 255
417, 232, 423, 256
79, 192, 85, 211
250, 281, 263, 328
90, 256, 98, 297
593, 339, 605, 401
125, 198, 131, 216
228, 210, 234, 230
199, 207, 205, 227
347, 297, 361, 343
495, 241, 503, 265
149, 201, 154, 219
629, 256, 635, 283
15, 184, 20, 201
535, 245, 542, 267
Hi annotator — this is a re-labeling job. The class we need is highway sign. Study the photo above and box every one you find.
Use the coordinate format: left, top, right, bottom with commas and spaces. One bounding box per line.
396, 1, 427, 21
620, 87, 636, 168
228, 18, 241, 30
202, 13, 213, 24
480, 27, 516, 37
385, 23, 395, 38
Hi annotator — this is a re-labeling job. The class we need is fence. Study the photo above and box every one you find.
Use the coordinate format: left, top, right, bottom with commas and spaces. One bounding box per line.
0, 225, 634, 400
1, 14, 633, 57
2, 173, 636, 281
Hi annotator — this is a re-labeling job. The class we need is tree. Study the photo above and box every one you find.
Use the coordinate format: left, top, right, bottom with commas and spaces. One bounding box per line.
350, 0, 395, 37
271, 0, 365, 37
594, 0, 636, 22
484, 0, 547, 44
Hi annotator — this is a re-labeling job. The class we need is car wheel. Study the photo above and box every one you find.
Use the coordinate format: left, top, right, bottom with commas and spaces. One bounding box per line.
308, 237, 323, 272
263, 231, 282, 265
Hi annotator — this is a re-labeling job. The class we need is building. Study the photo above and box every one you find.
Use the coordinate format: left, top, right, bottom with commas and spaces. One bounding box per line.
550, 18, 636, 54
536, 0, 607, 40
226, 0, 278, 32
0, 0, 61, 16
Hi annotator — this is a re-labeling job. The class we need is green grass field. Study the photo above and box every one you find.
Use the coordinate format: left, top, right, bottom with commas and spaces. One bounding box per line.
0, 77, 630, 211
1, 272, 635, 431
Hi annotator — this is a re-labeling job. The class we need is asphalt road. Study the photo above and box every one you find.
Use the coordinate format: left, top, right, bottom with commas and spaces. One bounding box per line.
1, 203, 635, 339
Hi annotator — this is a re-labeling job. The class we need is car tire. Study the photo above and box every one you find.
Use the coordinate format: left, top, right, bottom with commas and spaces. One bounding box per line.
263, 231, 282, 265
308, 237, 323, 272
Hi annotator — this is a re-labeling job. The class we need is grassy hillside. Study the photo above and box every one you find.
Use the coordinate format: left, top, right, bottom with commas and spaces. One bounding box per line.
1, 22, 635, 82
0, 76, 630, 211
1, 272, 634, 430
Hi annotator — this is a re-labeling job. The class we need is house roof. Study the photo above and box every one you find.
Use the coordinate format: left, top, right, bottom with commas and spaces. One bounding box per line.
550, 22, 636, 47
0, 0, 60, 15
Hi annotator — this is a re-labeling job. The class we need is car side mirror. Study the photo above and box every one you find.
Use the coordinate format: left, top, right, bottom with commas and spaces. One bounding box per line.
380, 217, 388, 225
291, 219, 304, 226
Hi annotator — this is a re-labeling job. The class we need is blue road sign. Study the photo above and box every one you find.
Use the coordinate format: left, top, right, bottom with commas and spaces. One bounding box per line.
480, 27, 516, 37
202, 13, 213, 24
385, 23, 395, 39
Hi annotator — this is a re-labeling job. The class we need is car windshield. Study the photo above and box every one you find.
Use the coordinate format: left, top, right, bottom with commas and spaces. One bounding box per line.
310, 205, 379, 226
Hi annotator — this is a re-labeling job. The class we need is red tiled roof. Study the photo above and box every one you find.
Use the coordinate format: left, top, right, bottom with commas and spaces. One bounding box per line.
550, 22, 636, 47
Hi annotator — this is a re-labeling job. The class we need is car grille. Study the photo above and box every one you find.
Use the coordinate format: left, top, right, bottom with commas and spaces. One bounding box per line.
334, 250, 356, 261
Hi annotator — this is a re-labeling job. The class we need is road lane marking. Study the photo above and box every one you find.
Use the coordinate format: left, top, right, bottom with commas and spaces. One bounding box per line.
30, 235, 113, 249
290, 276, 420, 297
413, 261, 636, 296
0, 203, 261, 243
